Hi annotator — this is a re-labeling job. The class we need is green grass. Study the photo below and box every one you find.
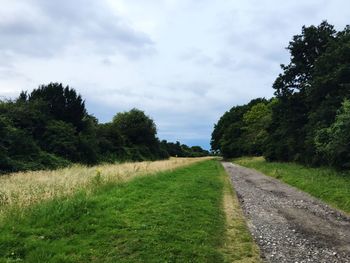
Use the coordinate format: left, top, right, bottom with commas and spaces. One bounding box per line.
0, 160, 259, 262
221, 169, 262, 263
234, 157, 350, 214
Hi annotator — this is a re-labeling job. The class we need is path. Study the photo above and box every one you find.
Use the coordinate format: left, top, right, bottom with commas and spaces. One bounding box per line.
222, 162, 350, 263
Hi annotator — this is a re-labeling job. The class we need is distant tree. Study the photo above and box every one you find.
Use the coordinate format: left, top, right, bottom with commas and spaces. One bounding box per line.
190, 146, 209, 157
160, 140, 183, 157
211, 98, 267, 158
220, 122, 245, 158
97, 122, 125, 161
160, 140, 208, 157
112, 108, 169, 161
113, 108, 158, 147
243, 101, 273, 155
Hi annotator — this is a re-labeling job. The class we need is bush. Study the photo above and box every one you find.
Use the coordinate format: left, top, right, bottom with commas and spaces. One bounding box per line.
315, 100, 350, 169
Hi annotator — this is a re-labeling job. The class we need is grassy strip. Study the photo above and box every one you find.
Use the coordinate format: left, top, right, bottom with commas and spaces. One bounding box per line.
220, 165, 262, 263
0, 157, 207, 218
0, 160, 256, 262
234, 157, 350, 214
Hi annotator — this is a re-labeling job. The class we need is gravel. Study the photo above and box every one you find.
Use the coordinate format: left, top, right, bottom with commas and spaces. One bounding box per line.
222, 162, 350, 263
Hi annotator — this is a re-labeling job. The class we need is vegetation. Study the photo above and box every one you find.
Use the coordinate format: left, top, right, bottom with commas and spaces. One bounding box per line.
0, 160, 259, 262
221, 165, 262, 262
0, 157, 207, 218
234, 157, 350, 213
211, 98, 273, 158
0, 83, 208, 174
160, 140, 210, 157
212, 21, 350, 170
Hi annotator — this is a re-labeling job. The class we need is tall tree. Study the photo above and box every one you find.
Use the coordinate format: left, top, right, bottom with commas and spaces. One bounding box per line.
29, 83, 87, 132
265, 21, 337, 163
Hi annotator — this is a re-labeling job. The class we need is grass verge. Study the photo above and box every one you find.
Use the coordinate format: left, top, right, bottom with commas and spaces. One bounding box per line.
220, 165, 262, 263
234, 157, 350, 214
0, 160, 260, 262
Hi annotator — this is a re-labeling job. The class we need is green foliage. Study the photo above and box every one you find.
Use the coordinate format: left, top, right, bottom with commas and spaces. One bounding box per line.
243, 101, 273, 155
110, 108, 170, 161
97, 123, 124, 157
42, 120, 78, 160
0, 83, 203, 173
28, 83, 87, 132
315, 99, 350, 168
0, 116, 42, 172
213, 21, 350, 169
0, 115, 70, 173
211, 98, 272, 158
265, 21, 350, 167
160, 140, 209, 157
113, 108, 157, 147
0, 161, 235, 262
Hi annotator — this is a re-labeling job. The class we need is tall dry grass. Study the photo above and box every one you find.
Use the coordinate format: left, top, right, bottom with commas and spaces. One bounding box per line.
0, 157, 210, 217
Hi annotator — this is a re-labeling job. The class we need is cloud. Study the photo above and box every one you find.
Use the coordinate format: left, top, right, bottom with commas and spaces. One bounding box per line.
0, 0, 155, 59
0, 0, 349, 150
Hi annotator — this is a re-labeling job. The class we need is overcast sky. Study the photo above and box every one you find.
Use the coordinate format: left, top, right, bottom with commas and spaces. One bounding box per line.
0, 0, 349, 149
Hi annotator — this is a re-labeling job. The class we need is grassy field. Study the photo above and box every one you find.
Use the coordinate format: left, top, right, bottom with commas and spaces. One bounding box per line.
0, 160, 260, 262
234, 157, 350, 214
0, 157, 207, 218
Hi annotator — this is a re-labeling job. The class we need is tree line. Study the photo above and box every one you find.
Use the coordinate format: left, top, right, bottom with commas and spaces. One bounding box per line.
211, 21, 350, 169
0, 83, 208, 173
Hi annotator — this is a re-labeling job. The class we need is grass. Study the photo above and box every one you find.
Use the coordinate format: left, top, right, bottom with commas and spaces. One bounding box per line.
234, 157, 350, 214
0, 160, 260, 262
221, 167, 262, 263
0, 157, 208, 218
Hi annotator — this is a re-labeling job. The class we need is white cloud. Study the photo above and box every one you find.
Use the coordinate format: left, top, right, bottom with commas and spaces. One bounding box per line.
0, 0, 155, 59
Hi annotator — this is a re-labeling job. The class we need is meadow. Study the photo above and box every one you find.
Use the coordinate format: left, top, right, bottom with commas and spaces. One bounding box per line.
234, 157, 350, 214
0, 159, 261, 262
0, 157, 207, 219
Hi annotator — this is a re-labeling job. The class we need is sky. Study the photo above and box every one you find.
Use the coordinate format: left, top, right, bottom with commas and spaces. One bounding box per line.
0, 0, 349, 150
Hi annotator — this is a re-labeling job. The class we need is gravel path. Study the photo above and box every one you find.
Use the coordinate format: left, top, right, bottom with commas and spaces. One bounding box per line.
222, 162, 350, 263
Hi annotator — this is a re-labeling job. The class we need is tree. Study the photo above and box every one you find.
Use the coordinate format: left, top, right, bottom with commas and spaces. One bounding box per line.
113, 108, 158, 147
211, 22, 350, 169
243, 101, 273, 155
315, 99, 350, 169
211, 98, 267, 158
265, 21, 337, 163
42, 120, 78, 161
190, 146, 209, 157
303, 26, 350, 164
160, 140, 184, 157
97, 122, 125, 161
28, 83, 87, 132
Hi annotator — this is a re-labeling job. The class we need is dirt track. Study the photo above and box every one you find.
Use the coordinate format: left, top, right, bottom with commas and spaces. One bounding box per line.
222, 162, 350, 263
